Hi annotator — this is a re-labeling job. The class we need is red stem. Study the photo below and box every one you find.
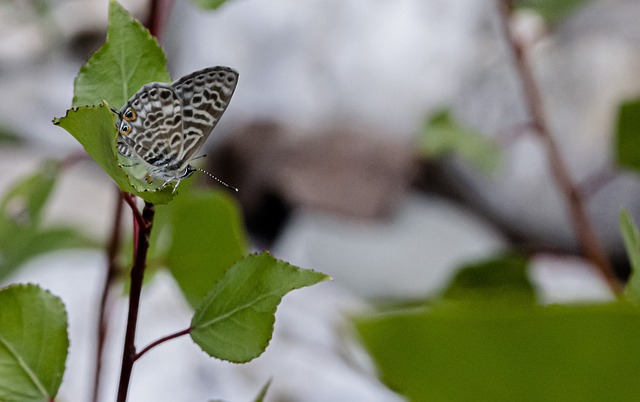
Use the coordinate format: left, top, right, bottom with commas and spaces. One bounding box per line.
116, 201, 155, 402
91, 188, 125, 402
496, 0, 621, 293
133, 327, 193, 362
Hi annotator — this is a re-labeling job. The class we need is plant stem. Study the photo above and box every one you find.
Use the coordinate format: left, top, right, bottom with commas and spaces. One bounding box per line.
496, 0, 621, 293
148, 0, 175, 41
134, 327, 193, 362
91, 189, 125, 402
116, 201, 155, 402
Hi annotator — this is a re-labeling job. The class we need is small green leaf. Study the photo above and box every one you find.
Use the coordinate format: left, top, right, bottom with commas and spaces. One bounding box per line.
190, 0, 229, 10
356, 302, 640, 401
191, 252, 330, 362
420, 110, 501, 173
620, 209, 640, 303
73, 0, 170, 108
442, 254, 535, 305
167, 190, 247, 308
0, 284, 69, 402
516, 0, 592, 24
615, 98, 640, 171
52, 102, 174, 204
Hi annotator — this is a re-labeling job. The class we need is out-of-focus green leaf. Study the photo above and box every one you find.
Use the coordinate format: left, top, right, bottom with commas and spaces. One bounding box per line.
52, 102, 175, 204
190, 0, 229, 10
73, 0, 170, 108
253, 379, 272, 402
191, 252, 330, 362
420, 110, 501, 173
0, 284, 69, 402
0, 163, 93, 280
356, 302, 640, 402
442, 254, 535, 305
516, 0, 592, 24
620, 209, 640, 304
167, 190, 247, 308
616, 98, 640, 171
0, 123, 21, 145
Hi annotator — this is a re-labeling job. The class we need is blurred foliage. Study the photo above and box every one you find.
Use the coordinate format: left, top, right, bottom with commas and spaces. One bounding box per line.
420, 110, 501, 173
0, 123, 21, 145
616, 98, 640, 171
515, 0, 593, 24
620, 210, 640, 304
355, 255, 640, 401
0, 284, 69, 402
441, 254, 535, 306
166, 189, 247, 308
0, 162, 94, 281
191, 0, 229, 9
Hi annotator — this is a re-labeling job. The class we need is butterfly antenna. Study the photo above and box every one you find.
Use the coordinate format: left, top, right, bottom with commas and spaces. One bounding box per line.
196, 168, 238, 192
110, 107, 121, 117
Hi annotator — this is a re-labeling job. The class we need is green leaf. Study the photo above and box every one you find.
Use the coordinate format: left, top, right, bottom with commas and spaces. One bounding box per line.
0, 284, 69, 402
0, 163, 92, 280
615, 98, 640, 171
442, 254, 535, 305
420, 109, 501, 173
620, 209, 640, 303
252, 379, 272, 402
356, 302, 640, 401
190, 252, 330, 362
167, 190, 247, 308
52, 102, 175, 204
73, 0, 170, 108
516, 0, 592, 24
190, 0, 229, 10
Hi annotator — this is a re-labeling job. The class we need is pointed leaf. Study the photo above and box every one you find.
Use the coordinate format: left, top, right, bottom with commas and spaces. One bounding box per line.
167, 190, 247, 308
190, 252, 330, 362
52, 102, 174, 203
0, 284, 69, 402
620, 209, 640, 303
73, 0, 170, 108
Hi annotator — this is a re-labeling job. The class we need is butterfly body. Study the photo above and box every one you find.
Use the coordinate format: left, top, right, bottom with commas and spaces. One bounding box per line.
116, 66, 238, 192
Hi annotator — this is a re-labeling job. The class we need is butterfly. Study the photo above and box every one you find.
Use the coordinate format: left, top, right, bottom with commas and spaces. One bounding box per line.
115, 66, 238, 193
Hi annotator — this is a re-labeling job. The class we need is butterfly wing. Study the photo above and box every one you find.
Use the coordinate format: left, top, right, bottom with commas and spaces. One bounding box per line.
117, 82, 185, 171
171, 66, 239, 164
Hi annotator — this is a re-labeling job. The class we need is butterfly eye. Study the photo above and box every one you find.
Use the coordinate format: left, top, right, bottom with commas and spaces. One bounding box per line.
123, 108, 137, 121
120, 122, 132, 135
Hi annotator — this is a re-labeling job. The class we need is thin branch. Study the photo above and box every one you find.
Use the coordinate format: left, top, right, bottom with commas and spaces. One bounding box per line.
91, 188, 125, 402
116, 202, 155, 402
496, 0, 622, 293
133, 327, 193, 362
121, 192, 144, 229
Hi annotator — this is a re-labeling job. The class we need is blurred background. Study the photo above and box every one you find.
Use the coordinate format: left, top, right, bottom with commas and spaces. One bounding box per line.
2, 0, 640, 400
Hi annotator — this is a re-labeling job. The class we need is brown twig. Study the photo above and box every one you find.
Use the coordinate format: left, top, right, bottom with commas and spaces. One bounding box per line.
91, 188, 125, 402
133, 327, 193, 362
496, 0, 621, 293
116, 201, 155, 402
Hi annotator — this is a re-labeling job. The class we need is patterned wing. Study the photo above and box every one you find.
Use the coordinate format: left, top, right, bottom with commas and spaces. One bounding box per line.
116, 82, 184, 169
171, 66, 239, 163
